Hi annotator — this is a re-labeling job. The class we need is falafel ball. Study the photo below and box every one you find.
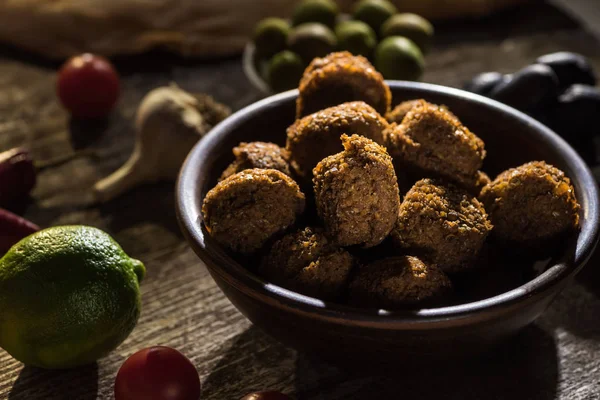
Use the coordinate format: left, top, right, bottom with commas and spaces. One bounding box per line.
388, 100, 486, 188
386, 99, 422, 124
473, 171, 491, 195
286, 101, 390, 179
219, 142, 291, 181
313, 134, 400, 248
202, 169, 305, 254
296, 51, 392, 118
392, 179, 492, 273
479, 161, 579, 247
387, 99, 458, 125
260, 227, 355, 300
348, 256, 452, 308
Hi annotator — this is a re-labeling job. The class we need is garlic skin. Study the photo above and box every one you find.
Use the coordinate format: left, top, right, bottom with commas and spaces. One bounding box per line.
94, 84, 214, 202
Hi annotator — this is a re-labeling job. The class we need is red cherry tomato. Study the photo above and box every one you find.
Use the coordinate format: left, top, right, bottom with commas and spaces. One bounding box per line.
57, 53, 120, 118
241, 392, 291, 400
115, 346, 201, 400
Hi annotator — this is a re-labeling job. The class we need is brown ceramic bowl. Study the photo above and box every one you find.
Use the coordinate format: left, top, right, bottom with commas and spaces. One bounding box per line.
176, 82, 599, 365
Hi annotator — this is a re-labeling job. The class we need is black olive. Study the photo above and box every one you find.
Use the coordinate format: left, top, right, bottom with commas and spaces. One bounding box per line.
489, 64, 559, 111
536, 51, 596, 91
463, 72, 504, 96
558, 84, 600, 117
547, 84, 600, 139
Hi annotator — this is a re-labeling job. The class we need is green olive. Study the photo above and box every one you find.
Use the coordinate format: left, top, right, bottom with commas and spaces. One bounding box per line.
253, 18, 291, 59
288, 23, 337, 63
292, 0, 339, 28
267, 51, 306, 92
335, 20, 377, 57
375, 36, 425, 81
380, 13, 434, 54
353, 0, 397, 35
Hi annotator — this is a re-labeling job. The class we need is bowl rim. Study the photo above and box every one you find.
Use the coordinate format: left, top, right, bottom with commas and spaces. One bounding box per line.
176, 81, 600, 326
242, 43, 273, 95
242, 14, 355, 96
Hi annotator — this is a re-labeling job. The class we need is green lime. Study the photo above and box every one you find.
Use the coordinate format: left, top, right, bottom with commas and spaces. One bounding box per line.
292, 0, 339, 28
375, 36, 425, 81
353, 0, 397, 35
287, 23, 337, 63
380, 13, 434, 54
0, 226, 145, 369
335, 20, 377, 57
267, 50, 306, 92
253, 17, 291, 59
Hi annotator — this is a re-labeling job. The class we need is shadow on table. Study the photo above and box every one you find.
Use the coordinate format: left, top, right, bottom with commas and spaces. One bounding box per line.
577, 245, 600, 300
69, 117, 110, 150
99, 182, 182, 238
294, 325, 558, 400
8, 363, 98, 400
201, 326, 296, 399
543, 248, 600, 340
200, 323, 557, 400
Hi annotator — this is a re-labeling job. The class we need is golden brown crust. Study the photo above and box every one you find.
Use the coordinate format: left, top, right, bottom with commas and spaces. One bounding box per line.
473, 171, 491, 195
219, 142, 291, 181
479, 161, 580, 246
202, 169, 305, 254
348, 256, 452, 308
386, 99, 423, 124
313, 134, 400, 248
392, 178, 492, 272
260, 227, 355, 300
286, 101, 390, 179
296, 51, 392, 118
387, 100, 486, 186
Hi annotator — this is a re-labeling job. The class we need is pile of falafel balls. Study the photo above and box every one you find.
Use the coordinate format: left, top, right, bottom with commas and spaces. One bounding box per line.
202, 51, 581, 309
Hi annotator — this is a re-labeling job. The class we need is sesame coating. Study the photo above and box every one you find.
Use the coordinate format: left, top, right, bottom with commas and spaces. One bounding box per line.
473, 170, 491, 195
260, 227, 355, 300
348, 256, 452, 308
392, 178, 492, 272
313, 134, 400, 248
219, 141, 291, 181
387, 100, 486, 186
479, 161, 579, 246
286, 101, 390, 179
296, 51, 392, 118
202, 169, 305, 254
385, 99, 422, 124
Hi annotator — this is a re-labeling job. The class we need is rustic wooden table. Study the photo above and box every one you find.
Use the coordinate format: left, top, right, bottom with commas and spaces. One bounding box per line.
1, 3, 600, 399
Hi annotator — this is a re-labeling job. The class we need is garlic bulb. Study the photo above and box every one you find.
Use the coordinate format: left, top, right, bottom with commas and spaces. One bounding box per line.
94, 84, 229, 202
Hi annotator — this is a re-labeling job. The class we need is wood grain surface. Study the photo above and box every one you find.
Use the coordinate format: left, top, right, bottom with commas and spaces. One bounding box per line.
1, 3, 600, 399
